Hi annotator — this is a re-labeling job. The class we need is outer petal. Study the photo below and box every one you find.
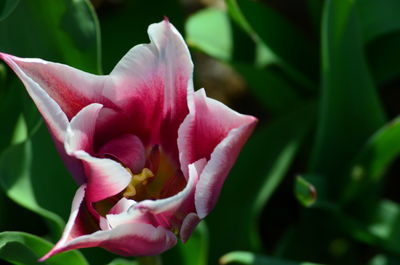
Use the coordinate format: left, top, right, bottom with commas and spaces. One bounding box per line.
108, 20, 193, 160
0, 53, 86, 183
0, 53, 69, 143
0, 53, 115, 120
65, 104, 132, 202
178, 89, 257, 218
41, 187, 176, 260
42, 222, 176, 259
40, 184, 96, 261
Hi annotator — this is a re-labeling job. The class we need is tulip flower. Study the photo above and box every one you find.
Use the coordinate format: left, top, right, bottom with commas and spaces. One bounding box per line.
0, 19, 257, 259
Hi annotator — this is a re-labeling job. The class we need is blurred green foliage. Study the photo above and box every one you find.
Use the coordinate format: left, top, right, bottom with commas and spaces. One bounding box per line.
1, 0, 400, 264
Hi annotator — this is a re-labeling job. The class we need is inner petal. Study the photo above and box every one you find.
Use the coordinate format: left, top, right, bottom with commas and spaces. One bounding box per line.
98, 134, 145, 173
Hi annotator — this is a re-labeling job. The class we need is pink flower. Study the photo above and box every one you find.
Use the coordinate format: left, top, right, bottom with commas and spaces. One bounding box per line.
0, 20, 257, 259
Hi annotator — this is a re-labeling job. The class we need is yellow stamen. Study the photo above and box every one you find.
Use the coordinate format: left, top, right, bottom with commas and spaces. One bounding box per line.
123, 168, 154, 198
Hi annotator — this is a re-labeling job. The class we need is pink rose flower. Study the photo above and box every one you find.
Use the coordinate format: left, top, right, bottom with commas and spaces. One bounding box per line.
0, 20, 257, 259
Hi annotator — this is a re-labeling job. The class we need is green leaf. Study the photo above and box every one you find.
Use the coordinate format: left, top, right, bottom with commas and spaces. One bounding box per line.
0, 231, 88, 265
367, 32, 400, 85
227, 0, 318, 90
294, 176, 317, 207
0, 0, 19, 21
162, 221, 208, 265
310, 0, 386, 198
358, 0, 400, 43
332, 200, 400, 256
179, 222, 208, 265
343, 116, 400, 204
0, 0, 101, 73
185, 8, 232, 61
358, 0, 400, 84
0, 138, 64, 238
207, 102, 315, 264
0, 122, 79, 239
232, 62, 304, 115
106, 258, 138, 265
220, 251, 323, 265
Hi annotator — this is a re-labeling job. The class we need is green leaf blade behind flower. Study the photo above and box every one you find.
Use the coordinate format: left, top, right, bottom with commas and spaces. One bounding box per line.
0, 0, 101, 73
309, 0, 386, 199
0, 0, 19, 21
185, 7, 232, 61
0, 231, 88, 265
227, 0, 318, 89
220, 251, 324, 265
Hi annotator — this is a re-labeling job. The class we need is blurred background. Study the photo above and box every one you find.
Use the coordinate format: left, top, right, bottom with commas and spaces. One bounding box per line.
1, 0, 400, 264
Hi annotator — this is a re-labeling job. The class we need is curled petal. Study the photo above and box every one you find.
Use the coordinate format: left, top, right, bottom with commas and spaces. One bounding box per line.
195, 123, 255, 218
178, 89, 257, 218
66, 104, 132, 202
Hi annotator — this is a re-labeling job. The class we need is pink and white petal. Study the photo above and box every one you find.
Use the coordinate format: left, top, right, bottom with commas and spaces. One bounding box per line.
0, 53, 68, 144
178, 88, 257, 179
0, 53, 116, 120
65, 103, 132, 202
40, 185, 94, 261
73, 150, 132, 202
98, 134, 146, 173
0, 53, 87, 184
65, 103, 103, 155
180, 213, 201, 243
195, 122, 256, 219
41, 222, 177, 260
109, 197, 137, 215
109, 20, 193, 159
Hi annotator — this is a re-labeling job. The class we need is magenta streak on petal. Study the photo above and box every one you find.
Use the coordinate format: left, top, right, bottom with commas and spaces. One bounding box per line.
0, 53, 87, 184
108, 20, 194, 163
0, 54, 117, 120
98, 134, 146, 173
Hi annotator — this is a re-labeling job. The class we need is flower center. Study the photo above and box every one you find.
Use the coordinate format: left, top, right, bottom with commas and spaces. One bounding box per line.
122, 145, 184, 201
123, 168, 154, 198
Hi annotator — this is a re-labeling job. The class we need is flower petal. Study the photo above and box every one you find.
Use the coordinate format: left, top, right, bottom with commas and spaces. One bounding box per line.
42, 222, 176, 260
109, 20, 194, 160
0, 53, 87, 183
180, 213, 201, 243
40, 184, 96, 261
0, 53, 69, 142
177, 89, 257, 218
65, 104, 132, 202
0, 53, 115, 120
98, 134, 146, 173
